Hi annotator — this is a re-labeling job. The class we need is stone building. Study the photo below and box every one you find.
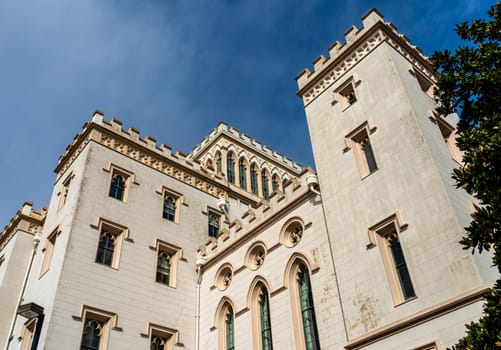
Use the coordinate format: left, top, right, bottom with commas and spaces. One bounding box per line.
0, 8, 496, 350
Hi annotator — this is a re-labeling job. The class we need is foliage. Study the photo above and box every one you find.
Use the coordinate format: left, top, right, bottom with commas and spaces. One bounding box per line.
431, 2, 501, 349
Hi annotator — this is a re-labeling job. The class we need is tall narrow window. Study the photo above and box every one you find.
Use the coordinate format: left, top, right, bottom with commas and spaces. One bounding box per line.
250, 164, 259, 195
156, 251, 171, 285
40, 229, 59, 276
208, 211, 220, 238
80, 319, 102, 350
20, 318, 38, 350
216, 153, 222, 174
261, 171, 270, 200
96, 231, 115, 266
109, 173, 126, 201
360, 136, 378, 174
435, 116, 463, 163
226, 306, 235, 350
298, 265, 320, 350
259, 287, 273, 350
239, 158, 247, 190
162, 196, 176, 222
370, 214, 416, 305
388, 232, 416, 300
346, 122, 378, 178
272, 175, 280, 192
227, 153, 235, 184
150, 336, 166, 350
58, 174, 73, 210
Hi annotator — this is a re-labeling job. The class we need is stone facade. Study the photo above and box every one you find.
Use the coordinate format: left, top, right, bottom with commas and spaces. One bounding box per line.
0, 8, 496, 350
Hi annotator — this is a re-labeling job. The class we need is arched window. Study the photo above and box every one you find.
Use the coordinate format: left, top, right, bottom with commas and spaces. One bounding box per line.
272, 174, 280, 192
109, 174, 126, 200
162, 196, 176, 222
259, 287, 273, 350
226, 306, 235, 350
239, 158, 247, 190
156, 251, 171, 285
96, 231, 115, 266
298, 265, 320, 350
80, 319, 102, 350
208, 212, 220, 238
282, 177, 288, 191
215, 152, 222, 174
227, 153, 235, 184
250, 164, 259, 195
261, 170, 270, 200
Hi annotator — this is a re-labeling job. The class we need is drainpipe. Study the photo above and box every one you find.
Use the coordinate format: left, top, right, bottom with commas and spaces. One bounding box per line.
306, 174, 349, 342
4, 233, 41, 350
195, 254, 206, 350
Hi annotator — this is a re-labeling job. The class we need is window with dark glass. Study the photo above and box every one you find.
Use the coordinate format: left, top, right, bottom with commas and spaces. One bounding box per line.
259, 287, 273, 350
80, 319, 102, 350
251, 164, 259, 195
96, 231, 115, 266
208, 212, 220, 238
162, 196, 176, 222
227, 153, 235, 184
156, 251, 171, 285
226, 306, 235, 350
239, 158, 247, 190
388, 232, 416, 300
109, 173, 126, 201
298, 265, 320, 350
360, 136, 377, 174
261, 171, 270, 200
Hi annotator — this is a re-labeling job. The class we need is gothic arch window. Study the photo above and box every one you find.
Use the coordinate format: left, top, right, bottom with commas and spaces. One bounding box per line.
81, 319, 102, 350
250, 164, 259, 195
227, 152, 236, 184
239, 158, 248, 190
96, 231, 115, 266
272, 174, 280, 192
216, 300, 236, 350
298, 265, 320, 350
156, 251, 171, 285
249, 281, 274, 350
261, 170, 270, 200
287, 258, 320, 350
109, 173, 126, 201
259, 287, 273, 350
162, 196, 176, 222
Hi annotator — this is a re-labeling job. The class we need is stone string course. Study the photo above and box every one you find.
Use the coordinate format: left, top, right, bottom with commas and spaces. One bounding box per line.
200, 169, 314, 263
296, 8, 437, 106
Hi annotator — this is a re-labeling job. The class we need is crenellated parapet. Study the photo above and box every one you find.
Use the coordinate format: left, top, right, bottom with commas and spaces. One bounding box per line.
0, 201, 47, 251
199, 167, 316, 267
187, 122, 303, 175
296, 8, 437, 106
55, 111, 233, 200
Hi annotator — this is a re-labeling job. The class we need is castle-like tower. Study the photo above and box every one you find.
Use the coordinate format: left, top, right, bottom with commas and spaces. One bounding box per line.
0, 8, 495, 350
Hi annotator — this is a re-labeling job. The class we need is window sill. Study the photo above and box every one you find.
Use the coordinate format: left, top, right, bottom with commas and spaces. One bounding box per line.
394, 295, 417, 308
360, 168, 379, 181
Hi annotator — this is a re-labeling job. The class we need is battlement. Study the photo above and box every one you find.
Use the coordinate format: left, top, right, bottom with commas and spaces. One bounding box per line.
0, 201, 47, 251
296, 8, 436, 106
187, 121, 303, 174
199, 167, 316, 264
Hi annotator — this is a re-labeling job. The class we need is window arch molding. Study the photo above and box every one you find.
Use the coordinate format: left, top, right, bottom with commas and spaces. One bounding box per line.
284, 255, 321, 350
213, 297, 237, 350
246, 276, 274, 350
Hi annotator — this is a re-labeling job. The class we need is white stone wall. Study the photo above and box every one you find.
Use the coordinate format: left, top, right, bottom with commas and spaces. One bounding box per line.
199, 194, 347, 349
304, 41, 488, 344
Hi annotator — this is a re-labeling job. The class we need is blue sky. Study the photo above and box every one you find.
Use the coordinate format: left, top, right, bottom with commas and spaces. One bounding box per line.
0, 0, 493, 225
